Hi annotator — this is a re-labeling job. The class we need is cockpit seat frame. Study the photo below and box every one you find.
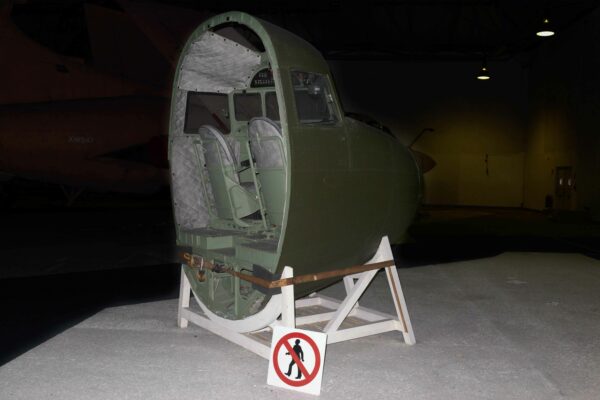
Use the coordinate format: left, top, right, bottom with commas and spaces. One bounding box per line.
199, 125, 260, 226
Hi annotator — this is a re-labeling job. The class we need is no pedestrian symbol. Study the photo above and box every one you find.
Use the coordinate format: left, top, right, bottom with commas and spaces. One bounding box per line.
267, 326, 327, 396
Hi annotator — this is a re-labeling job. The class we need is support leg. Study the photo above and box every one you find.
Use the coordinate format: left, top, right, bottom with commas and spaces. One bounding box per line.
324, 269, 378, 333
325, 236, 415, 344
178, 265, 191, 328
384, 265, 415, 344
280, 266, 295, 328
343, 275, 355, 293
374, 237, 415, 344
343, 276, 359, 311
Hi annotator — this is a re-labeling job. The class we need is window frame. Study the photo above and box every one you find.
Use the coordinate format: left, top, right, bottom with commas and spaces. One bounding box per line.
289, 69, 341, 126
183, 91, 230, 134
233, 92, 263, 122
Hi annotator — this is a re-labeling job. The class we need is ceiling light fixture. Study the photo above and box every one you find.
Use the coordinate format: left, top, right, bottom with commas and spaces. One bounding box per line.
476, 58, 490, 81
536, 18, 555, 37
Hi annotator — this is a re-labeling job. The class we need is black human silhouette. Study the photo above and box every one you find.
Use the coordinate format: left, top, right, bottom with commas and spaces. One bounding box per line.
284, 339, 304, 379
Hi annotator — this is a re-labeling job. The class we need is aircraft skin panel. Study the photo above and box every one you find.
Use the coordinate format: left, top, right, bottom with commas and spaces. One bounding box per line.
278, 124, 419, 297
254, 14, 419, 292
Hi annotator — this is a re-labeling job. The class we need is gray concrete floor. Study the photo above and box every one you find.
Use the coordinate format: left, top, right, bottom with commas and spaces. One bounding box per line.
1, 252, 599, 400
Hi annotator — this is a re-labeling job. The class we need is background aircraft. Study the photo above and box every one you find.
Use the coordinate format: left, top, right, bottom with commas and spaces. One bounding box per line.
0, 0, 209, 203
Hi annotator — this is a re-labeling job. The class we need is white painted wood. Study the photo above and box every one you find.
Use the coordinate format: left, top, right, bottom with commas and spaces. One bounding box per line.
190, 280, 282, 333
181, 309, 271, 359
323, 269, 378, 333
377, 236, 416, 344
321, 236, 415, 344
280, 266, 295, 328
366, 237, 390, 264
343, 275, 359, 311
176, 236, 416, 361
253, 325, 275, 334
343, 275, 355, 293
314, 295, 343, 310
310, 294, 397, 322
385, 265, 416, 344
295, 296, 323, 308
269, 319, 282, 329
177, 266, 191, 328
327, 320, 399, 343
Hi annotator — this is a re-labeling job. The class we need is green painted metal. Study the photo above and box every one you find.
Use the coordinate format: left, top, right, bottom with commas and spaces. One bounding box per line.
169, 12, 421, 320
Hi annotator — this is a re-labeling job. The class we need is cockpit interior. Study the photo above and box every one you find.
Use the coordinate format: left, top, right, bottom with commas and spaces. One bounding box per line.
169, 23, 297, 319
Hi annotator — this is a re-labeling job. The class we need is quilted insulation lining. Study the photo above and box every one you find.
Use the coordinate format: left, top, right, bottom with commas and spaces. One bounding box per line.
171, 135, 213, 230
248, 117, 285, 169
178, 32, 262, 94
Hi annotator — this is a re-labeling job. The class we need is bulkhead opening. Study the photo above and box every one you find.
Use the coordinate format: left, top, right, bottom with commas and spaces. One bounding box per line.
169, 20, 287, 320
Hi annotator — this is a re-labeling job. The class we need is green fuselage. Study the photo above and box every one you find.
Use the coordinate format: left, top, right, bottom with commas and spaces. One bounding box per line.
168, 12, 421, 320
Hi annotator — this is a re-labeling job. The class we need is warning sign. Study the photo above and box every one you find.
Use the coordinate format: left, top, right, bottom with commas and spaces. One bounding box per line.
267, 326, 327, 396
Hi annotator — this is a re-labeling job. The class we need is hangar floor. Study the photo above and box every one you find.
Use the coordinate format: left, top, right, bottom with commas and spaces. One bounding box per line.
1, 252, 599, 400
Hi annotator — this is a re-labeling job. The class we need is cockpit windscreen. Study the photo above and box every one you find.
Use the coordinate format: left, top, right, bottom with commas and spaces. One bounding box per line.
291, 71, 339, 124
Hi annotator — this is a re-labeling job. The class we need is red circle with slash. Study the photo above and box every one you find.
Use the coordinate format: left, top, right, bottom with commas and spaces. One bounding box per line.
272, 332, 321, 387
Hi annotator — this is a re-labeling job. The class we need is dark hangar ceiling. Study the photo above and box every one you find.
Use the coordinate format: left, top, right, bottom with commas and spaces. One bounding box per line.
8, 0, 600, 61
164, 0, 600, 60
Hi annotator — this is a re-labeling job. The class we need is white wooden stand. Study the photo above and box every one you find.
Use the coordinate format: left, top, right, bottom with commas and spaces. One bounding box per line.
177, 236, 415, 359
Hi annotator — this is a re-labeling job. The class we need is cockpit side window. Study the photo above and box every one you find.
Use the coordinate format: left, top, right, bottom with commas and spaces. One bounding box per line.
184, 92, 230, 133
234, 93, 262, 121
291, 71, 339, 125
